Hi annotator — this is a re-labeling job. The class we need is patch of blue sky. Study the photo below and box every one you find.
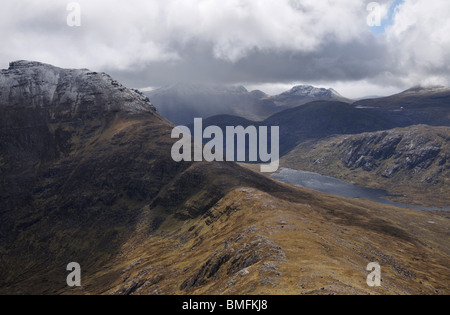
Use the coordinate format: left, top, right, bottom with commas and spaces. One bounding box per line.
370, 0, 404, 35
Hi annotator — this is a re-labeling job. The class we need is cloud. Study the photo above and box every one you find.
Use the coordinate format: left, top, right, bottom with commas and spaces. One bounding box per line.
0, 0, 449, 94
0, 0, 373, 66
163, 0, 369, 62
385, 0, 450, 86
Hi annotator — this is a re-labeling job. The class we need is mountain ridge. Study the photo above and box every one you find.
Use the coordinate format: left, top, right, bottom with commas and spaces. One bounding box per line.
1, 60, 157, 117
269, 85, 351, 108
146, 83, 350, 125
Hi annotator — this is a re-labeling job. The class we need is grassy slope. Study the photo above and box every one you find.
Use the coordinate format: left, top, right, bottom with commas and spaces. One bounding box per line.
71, 182, 450, 295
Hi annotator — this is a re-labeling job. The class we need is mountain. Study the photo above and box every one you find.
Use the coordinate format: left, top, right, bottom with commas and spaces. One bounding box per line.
269, 85, 450, 154
1, 61, 449, 295
352, 86, 450, 126
199, 84, 450, 158
199, 101, 396, 157
355, 85, 450, 109
1, 61, 156, 115
146, 83, 276, 125
0, 61, 290, 294
202, 88, 450, 206
264, 101, 395, 155
270, 85, 352, 108
146, 84, 351, 125
281, 125, 450, 207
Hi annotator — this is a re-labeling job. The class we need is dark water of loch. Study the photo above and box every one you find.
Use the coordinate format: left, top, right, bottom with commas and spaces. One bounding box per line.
271, 168, 450, 211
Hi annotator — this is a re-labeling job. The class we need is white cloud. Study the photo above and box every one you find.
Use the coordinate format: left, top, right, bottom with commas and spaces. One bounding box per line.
0, 0, 371, 66
385, 0, 450, 86
177, 0, 369, 62
0, 0, 449, 92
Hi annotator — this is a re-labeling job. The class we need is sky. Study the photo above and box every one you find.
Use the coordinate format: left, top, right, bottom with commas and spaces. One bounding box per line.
1, 0, 449, 99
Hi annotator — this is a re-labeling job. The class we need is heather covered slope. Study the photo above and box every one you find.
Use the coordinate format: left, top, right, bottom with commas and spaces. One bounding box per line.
0, 62, 449, 295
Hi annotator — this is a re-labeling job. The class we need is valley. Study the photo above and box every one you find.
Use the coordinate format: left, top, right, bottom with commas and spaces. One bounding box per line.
271, 168, 449, 211
281, 125, 450, 208
189, 88, 450, 209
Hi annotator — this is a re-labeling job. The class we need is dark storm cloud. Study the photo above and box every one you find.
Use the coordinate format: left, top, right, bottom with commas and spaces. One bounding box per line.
109, 36, 390, 88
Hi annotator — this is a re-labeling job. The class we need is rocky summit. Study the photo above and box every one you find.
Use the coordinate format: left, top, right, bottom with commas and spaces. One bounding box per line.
1, 60, 156, 117
0, 62, 449, 295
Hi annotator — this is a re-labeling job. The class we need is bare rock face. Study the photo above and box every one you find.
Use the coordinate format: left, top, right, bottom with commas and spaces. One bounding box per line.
180, 232, 286, 291
0, 61, 160, 171
282, 124, 450, 206
340, 128, 444, 178
0, 60, 156, 119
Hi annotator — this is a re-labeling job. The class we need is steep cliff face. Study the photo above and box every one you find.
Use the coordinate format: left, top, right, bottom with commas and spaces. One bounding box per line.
341, 130, 445, 181
282, 125, 450, 207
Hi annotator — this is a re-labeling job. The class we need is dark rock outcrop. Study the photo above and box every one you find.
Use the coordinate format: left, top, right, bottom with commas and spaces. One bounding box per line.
340, 129, 443, 178
180, 233, 285, 291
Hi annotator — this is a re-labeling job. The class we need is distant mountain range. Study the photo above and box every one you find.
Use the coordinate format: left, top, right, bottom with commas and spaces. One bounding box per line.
270, 85, 351, 108
196, 101, 393, 156
196, 85, 450, 156
146, 83, 351, 125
